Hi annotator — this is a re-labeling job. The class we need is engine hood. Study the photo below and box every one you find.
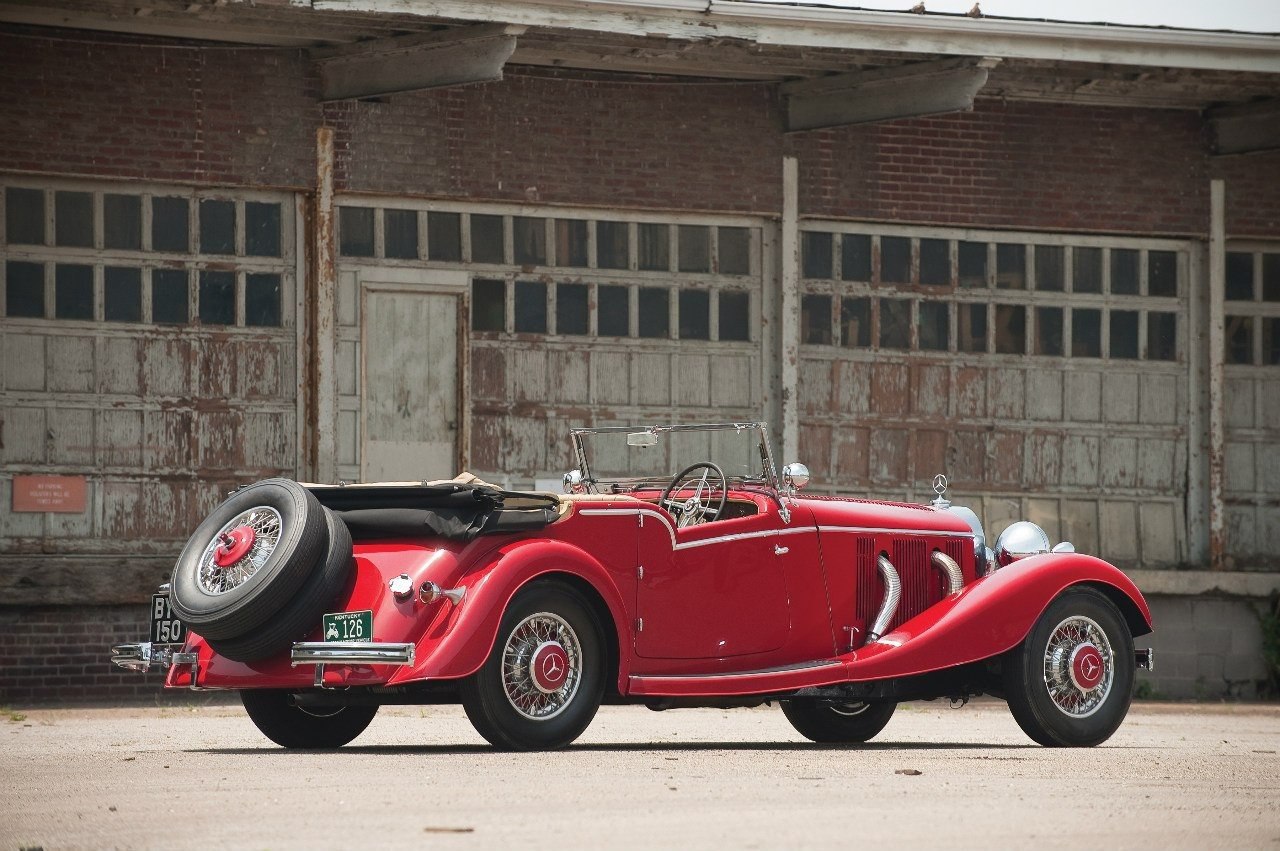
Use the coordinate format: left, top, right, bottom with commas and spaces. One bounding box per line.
795, 495, 974, 535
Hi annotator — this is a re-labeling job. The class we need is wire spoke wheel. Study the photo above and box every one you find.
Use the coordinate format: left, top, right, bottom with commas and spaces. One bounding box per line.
501, 612, 583, 721
1042, 615, 1114, 718
196, 507, 283, 595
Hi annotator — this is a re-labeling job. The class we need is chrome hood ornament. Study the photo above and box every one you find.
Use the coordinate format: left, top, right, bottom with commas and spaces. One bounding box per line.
931, 473, 950, 508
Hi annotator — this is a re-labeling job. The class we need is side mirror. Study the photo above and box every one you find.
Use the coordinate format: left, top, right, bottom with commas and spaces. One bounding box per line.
562, 469, 588, 494
782, 462, 810, 493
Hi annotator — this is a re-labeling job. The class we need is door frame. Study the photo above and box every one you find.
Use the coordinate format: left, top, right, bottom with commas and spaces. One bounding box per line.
356, 268, 471, 480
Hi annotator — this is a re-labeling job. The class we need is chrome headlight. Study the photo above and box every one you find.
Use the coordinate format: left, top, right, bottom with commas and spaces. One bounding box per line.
994, 521, 1050, 567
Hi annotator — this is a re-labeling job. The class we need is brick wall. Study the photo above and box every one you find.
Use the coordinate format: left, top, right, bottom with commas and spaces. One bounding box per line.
1212, 149, 1280, 238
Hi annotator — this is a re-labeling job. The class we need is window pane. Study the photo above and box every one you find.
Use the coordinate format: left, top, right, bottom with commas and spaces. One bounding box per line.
338, 206, 374, 257
1036, 307, 1063, 356
802, 232, 832, 279
5, 260, 44, 317
429, 211, 464, 262
1110, 309, 1139, 358
152, 269, 189, 324
1073, 247, 1102, 293
1226, 252, 1254, 300
6, 187, 44, 244
1035, 245, 1064, 291
920, 239, 949, 286
556, 219, 589, 268
599, 285, 630, 336
470, 214, 505, 264
880, 298, 911, 349
718, 227, 750, 276
996, 243, 1026, 290
1263, 317, 1280, 366
881, 237, 911, 284
719, 290, 749, 342
1225, 315, 1253, 364
801, 294, 831, 345
245, 202, 281, 257
199, 199, 236, 255
842, 234, 872, 282
1264, 254, 1280, 302
152, 196, 189, 252
678, 225, 710, 273
55, 191, 93, 248
638, 287, 669, 338
840, 297, 870, 348
1148, 250, 1177, 297
556, 283, 588, 335
383, 209, 419, 260
918, 301, 948, 351
1111, 248, 1139, 295
471, 279, 505, 332
514, 280, 547, 333
104, 267, 141, 322
1148, 312, 1177, 361
513, 217, 546, 266
679, 289, 709, 340
994, 304, 1025, 354
597, 221, 629, 270
1072, 307, 1101, 357
958, 303, 987, 352
55, 264, 93, 319
104, 194, 142, 250
245, 273, 282, 327
958, 241, 987, 288
638, 224, 669, 271
199, 270, 235, 325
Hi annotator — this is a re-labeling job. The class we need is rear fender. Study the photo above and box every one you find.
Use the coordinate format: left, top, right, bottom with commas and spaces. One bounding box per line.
386, 539, 630, 689
846, 552, 1152, 681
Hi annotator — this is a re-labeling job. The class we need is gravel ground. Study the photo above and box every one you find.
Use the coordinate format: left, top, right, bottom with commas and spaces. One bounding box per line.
3, 699, 1279, 850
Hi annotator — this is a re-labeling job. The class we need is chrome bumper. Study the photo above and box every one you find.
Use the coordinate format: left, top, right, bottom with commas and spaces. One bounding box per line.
291, 641, 415, 667
111, 642, 198, 674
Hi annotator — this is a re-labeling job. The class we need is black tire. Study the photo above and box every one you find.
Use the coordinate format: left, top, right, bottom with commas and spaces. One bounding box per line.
460, 581, 605, 751
170, 479, 327, 640
207, 507, 355, 663
1002, 586, 1135, 747
240, 689, 377, 749
780, 700, 897, 743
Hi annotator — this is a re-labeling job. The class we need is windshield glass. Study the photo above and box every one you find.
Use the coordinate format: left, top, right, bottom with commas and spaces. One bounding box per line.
571, 423, 775, 492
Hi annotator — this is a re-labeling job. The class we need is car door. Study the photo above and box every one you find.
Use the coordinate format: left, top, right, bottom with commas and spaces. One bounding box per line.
634, 494, 790, 660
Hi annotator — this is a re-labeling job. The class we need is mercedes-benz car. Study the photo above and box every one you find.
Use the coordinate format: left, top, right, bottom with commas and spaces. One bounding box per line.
112, 421, 1152, 750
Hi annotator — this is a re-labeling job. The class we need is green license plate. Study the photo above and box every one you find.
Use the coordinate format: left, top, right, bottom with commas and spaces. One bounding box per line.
323, 610, 372, 643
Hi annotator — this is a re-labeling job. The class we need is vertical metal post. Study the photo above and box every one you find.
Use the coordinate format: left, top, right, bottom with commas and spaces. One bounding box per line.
780, 156, 800, 464
1208, 179, 1225, 570
314, 127, 338, 484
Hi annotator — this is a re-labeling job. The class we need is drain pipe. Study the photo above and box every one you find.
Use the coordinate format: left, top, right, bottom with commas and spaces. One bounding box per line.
930, 549, 964, 595
867, 553, 901, 642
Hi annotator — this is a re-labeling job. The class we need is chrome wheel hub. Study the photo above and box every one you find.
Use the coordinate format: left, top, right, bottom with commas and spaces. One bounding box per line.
197, 507, 282, 594
502, 612, 582, 720
1043, 615, 1114, 718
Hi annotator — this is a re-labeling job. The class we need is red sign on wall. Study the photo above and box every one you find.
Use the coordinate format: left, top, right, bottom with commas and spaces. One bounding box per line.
12, 475, 88, 513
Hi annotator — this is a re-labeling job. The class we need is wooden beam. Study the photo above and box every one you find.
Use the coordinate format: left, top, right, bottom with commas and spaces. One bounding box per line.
1208, 99, 1280, 155
313, 23, 525, 101
1208, 179, 1226, 571
782, 57, 998, 131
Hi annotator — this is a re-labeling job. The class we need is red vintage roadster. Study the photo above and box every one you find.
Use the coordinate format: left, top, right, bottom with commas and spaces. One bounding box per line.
112, 422, 1152, 750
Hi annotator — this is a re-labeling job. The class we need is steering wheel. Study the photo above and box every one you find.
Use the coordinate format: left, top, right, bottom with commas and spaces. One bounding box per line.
658, 462, 727, 529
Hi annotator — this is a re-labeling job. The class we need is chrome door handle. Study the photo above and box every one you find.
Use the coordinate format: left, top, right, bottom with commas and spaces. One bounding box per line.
774, 544, 789, 555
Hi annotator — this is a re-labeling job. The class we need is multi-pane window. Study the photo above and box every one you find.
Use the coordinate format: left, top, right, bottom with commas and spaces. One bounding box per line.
1225, 247, 1280, 366
2, 182, 291, 328
800, 228, 1185, 362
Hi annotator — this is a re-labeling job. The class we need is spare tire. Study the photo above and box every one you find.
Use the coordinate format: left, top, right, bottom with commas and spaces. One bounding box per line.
207, 507, 355, 663
170, 478, 327, 641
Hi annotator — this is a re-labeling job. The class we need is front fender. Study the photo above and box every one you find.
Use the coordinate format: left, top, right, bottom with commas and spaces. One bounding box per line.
386, 538, 630, 688
845, 553, 1151, 681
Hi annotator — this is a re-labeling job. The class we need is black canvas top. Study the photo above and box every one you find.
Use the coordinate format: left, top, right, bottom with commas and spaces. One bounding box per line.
306, 483, 560, 541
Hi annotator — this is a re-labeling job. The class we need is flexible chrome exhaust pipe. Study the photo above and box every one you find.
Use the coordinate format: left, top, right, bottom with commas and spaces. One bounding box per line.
931, 549, 964, 595
867, 553, 901, 642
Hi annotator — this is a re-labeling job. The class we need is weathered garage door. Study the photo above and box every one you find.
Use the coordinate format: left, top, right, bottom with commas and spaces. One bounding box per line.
0, 178, 298, 560
334, 201, 765, 489
796, 222, 1192, 570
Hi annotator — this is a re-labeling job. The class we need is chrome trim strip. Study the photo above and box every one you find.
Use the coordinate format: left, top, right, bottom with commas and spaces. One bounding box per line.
631, 660, 845, 682
817, 525, 974, 538
290, 641, 415, 667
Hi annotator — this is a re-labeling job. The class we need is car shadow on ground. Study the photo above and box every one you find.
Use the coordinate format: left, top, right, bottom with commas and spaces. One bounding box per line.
190, 740, 1051, 755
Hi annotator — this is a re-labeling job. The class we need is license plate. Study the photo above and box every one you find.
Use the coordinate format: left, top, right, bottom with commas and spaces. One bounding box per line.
150, 594, 186, 646
323, 610, 373, 642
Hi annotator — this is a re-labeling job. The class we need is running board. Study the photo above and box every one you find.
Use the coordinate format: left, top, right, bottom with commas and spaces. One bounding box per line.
628, 660, 847, 698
